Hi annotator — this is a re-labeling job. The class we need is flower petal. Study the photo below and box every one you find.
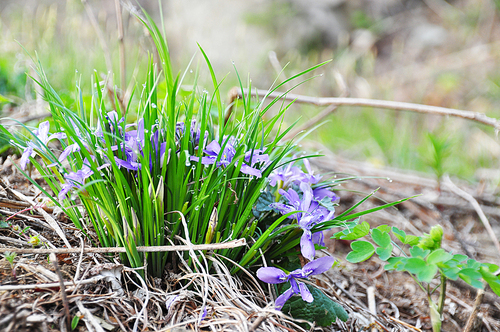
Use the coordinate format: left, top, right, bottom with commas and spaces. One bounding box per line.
58, 183, 73, 200
312, 231, 325, 246
204, 140, 221, 155
257, 267, 288, 284
302, 256, 336, 277
114, 156, 140, 171
275, 286, 295, 310
47, 132, 67, 142
58, 143, 80, 163
300, 230, 316, 261
240, 164, 262, 177
298, 281, 314, 302
20, 146, 34, 170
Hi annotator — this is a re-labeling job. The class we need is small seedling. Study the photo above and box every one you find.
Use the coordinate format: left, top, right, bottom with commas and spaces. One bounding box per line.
336, 223, 500, 332
4, 251, 17, 268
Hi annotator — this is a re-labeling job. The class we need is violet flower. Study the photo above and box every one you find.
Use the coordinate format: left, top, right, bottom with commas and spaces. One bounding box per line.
268, 163, 304, 187
20, 121, 67, 170
190, 139, 267, 177
58, 164, 93, 200
257, 256, 336, 310
270, 182, 334, 260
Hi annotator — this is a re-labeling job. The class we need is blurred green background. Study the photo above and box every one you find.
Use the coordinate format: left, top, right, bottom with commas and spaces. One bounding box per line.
2, 0, 500, 187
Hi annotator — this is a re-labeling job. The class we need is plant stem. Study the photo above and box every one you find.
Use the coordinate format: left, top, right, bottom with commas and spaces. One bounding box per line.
438, 273, 447, 316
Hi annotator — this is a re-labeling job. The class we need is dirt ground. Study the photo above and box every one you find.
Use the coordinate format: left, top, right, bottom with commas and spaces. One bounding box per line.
0, 147, 499, 332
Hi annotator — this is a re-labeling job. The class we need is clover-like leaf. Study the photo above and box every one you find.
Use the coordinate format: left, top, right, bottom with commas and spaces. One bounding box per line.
452, 254, 468, 263
333, 221, 370, 240
391, 226, 406, 243
417, 263, 438, 283
465, 259, 481, 270
346, 241, 375, 263
375, 246, 393, 261
459, 268, 484, 289
427, 249, 453, 265
371, 228, 391, 248
441, 267, 459, 280
385, 257, 406, 271
404, 257, 437, 283
375, 225, 391, 233
409, 246, 430, 259
479, 266, 500, 297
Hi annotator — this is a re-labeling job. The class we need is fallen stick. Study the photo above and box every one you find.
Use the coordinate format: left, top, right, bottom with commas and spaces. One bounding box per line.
443, 175, 500, 259
234, 88, 500, 130
0, 276, 104, 291
0, 238, 246, 254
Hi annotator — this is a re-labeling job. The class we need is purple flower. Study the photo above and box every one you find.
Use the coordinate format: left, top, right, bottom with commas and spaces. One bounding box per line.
58, 164, 93, 200
20, 121, 67, 170
191, 139, 267, 177
257, 256, 336, 310
268, 159, 321, 189
268, 163, 303, 187
313, 187, 339, 203
270, 182, 334, 260
300, 159, 321, 185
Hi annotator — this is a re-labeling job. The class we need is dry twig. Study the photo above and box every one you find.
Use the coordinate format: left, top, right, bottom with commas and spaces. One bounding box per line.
0, 238, 245, 254
234, 88, 500, 130
442, 175, 500, 258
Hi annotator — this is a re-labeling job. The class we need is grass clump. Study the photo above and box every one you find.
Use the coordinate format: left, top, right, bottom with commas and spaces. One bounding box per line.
1, 9, 416, 326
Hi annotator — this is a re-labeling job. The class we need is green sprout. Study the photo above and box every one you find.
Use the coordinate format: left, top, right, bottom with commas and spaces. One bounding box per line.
337, 223, 500, 332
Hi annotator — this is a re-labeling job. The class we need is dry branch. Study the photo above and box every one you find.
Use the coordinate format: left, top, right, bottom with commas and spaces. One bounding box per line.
0, 238, 246, 254
234, 88, 500, 130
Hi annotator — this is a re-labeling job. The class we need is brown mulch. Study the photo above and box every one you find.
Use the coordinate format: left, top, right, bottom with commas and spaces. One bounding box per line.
0, 150, 499, 331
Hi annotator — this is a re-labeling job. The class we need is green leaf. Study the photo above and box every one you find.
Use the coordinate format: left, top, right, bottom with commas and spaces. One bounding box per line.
418, 264, 438, 283
0, 94, 13, 103
405, 235, 420, 246
391, 226, 406, 243
333, 221, 370, 240
318, 196, 338, 212
371, 228, 391, 247
375, 225, 391, 233
404, 257, 427, 274
427, 249, 453, 265
385, 257, 406, 271
459, 268, 484, 289
465, 259, 481, 270
282, 284, 348, 327
483, 263, 499, 273
452, 254, 468, 263
375, 246, 393, 261
0, 221, 9, 228
404, 258, 438, 282
71, 315, 80, 330
409, 246, 430, 259
346, 241, 375, 263
479, 266, 500, 297
441, 267, 459, 280
390, 227, 419, 245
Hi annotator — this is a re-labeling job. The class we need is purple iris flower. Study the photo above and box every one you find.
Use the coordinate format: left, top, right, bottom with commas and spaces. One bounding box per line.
57, 119, 87, 164
257, 256, 336, 310
313, 187, 339, 205
270, 182, 334, 260
190, 139, 267, 177
58, 164, 93, 200
300, 159, 321, 185
20, 121, 67, 170
268, 163, 304, 187
268, 159, 321, 189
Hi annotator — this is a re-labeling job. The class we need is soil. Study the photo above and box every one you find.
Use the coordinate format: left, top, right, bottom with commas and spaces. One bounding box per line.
0, 150, 499, 332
